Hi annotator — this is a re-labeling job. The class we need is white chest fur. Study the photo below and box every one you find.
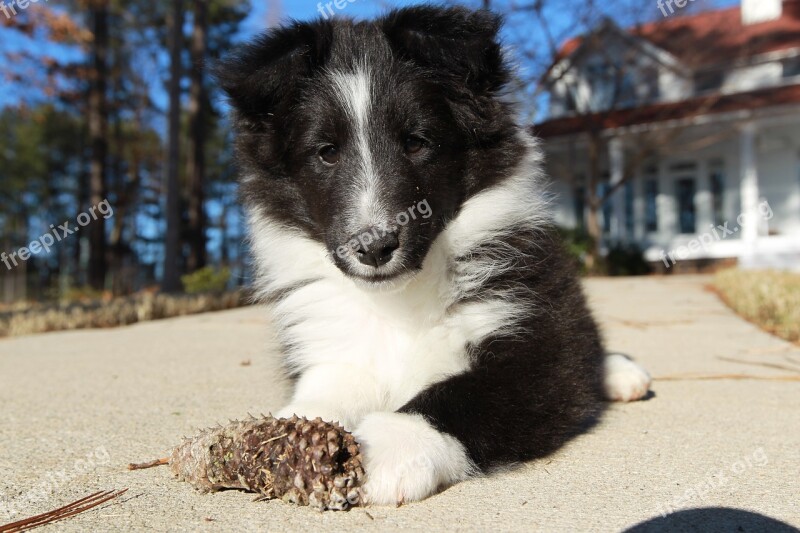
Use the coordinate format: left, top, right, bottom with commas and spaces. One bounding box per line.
266, 239, 511, 428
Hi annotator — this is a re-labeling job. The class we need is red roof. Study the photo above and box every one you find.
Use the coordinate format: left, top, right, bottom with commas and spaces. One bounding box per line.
637, 1, 800, 67
533, 84, 800, 138
558, 1, 800, 67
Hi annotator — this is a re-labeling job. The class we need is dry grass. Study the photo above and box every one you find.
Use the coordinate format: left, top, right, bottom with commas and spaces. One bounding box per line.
713, 269, 800, 345
0, 291, 249, 338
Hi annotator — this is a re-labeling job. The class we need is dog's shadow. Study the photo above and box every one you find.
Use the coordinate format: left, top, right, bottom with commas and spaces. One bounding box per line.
624, 507, 798, 533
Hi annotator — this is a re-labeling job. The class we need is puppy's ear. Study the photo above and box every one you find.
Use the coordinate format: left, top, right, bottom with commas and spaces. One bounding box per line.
382, 6, 508, 94
213, 20, 333, 120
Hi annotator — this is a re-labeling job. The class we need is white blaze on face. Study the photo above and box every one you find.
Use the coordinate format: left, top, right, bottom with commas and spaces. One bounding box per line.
330, 69, 385, 230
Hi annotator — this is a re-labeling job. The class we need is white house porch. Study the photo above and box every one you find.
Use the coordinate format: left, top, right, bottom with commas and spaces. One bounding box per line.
544, 105, 800, 272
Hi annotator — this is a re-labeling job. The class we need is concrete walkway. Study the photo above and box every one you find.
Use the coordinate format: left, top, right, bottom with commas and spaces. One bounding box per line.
1, 276, 798, 532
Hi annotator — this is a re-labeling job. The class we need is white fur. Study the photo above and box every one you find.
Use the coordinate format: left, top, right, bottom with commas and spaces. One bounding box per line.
604, 353, 652, 402
353, 412, 476, 505
329, 69, 385, 230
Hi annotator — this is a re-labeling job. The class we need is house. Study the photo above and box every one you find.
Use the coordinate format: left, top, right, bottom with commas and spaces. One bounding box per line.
536, 0, 800, 272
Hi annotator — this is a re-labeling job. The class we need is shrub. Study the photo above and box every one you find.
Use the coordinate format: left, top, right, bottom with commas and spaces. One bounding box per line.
557, 228, 594, 275
606, 244, 652, 277
181, 267, 231, 294
557, 228, 650, 276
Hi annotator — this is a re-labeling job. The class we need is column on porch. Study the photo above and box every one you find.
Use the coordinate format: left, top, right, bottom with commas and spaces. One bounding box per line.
657, 159, 674, 238
739, 122, 760, 260
633, 166, 646, 243
696, 159, 713, 231
609, 137, 625, 244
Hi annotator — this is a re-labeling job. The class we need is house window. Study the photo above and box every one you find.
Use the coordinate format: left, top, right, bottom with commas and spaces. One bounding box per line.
599, 182, 613, 234
586, 62, 615, 110
784, 57, 800, 78
641, 66, 661, 103
618, 72, 637, 107
624, 181, 635, 239
709, 160, 726, 227
565, 87, 578, 112
645, 179, 659, 233
677, 178, 697, 234
586, 61, 637, 109
694, 70, 724, 93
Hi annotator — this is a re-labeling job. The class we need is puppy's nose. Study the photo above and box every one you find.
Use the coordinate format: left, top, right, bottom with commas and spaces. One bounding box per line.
354, 230, 400, 268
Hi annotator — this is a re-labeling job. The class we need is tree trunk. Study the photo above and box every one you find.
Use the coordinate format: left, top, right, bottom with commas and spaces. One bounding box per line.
109, 71, 124, 295
88, 0, 109, 291
220, 203, 229, 266
163, 0, 185, 293
585, 133, 602, 272
186, 0, 208, 273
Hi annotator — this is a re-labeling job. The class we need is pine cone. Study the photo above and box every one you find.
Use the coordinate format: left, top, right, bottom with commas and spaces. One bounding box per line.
169, 415, 365, 511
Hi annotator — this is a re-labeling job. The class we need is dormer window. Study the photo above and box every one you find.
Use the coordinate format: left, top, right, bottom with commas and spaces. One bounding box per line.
586, 61, 615, 110
617, 72, 637, 107
641, 66, 661, 103
565, 87, 578, 112
694, 70, 724, 93
584, 60, 638, 110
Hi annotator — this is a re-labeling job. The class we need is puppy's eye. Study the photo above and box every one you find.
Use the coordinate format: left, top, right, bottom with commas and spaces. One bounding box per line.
319, 145, 340, 165
404, 136, 426, 155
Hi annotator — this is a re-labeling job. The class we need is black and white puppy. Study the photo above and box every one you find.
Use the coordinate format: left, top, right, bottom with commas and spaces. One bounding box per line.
216, 5, 651, 505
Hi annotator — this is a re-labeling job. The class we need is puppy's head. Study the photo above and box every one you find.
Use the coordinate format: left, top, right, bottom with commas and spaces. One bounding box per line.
216, 6, 524, 286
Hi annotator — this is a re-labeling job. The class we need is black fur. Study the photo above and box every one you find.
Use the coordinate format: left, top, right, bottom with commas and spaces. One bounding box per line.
402, 228, 605, 469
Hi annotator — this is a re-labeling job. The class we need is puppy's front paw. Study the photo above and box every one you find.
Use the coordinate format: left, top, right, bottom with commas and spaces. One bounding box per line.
604, 353, 652, 402
353, 412, 475, 506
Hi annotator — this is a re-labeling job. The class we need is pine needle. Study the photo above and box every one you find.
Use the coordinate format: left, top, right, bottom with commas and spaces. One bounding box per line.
0, 489, 127, 532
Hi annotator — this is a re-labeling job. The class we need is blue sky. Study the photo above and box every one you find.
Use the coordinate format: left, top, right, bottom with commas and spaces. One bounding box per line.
238, 0, 741, 41
240, 0, 429, 35
0, 0, 741, 111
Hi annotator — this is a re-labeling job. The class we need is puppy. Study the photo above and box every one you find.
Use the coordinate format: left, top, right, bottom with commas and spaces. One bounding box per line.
215, 5, 651, 505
